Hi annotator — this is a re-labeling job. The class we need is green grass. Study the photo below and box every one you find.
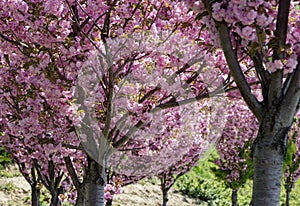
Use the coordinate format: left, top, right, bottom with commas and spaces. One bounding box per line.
0, 182, 16, 192
0, 166, 21, 178
176, 157, 300, 206
0, 147, 18, 178
175, 156, 231, 205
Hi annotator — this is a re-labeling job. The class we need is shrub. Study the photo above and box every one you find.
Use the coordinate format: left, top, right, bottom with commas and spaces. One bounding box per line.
175, 156, 231, 205
0, 146, 12, 168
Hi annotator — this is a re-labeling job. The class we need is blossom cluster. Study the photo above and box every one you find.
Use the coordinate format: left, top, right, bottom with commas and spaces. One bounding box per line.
0, 0, 228, 203
214, 96, 258, 185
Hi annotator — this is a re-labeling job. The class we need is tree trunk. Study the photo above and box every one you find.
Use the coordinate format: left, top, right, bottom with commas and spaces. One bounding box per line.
106, 199, 113, 206
162, 188, 169, 206
84, 156, 106, 206
252, 120, 289, 206
231, 189, 238, 206
160, 175, 171, 206
31, 185, 40, 206
75, 187, 86, 206
285, 185, 291, 206
49, 189, 62, 206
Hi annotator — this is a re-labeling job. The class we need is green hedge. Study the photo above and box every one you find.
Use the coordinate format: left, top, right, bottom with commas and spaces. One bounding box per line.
0, 146, 12, 168
176, 157, 300, 206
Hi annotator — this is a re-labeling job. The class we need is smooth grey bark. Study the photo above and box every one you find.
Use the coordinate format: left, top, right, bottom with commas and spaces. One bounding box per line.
231, 189, 238, 206
68, 156, 107, 206
65, 156, 106, 206
68, 83, 109, 206
209, 24, 262, 120
84, 156, 106, 206
252, 121, 288, 205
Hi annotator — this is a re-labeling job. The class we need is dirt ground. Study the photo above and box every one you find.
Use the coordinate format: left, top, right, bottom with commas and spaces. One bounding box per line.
112, 181, 206, 206
0, 165, 206, 206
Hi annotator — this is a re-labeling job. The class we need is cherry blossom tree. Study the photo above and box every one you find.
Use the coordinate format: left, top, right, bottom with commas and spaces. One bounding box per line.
100, 99, 223, 206
0, 33, 82, 206
70, 1, 299, 205
153, 91, 229, 206
283, 112, 300, 206
184, 1, 300, 205
213, 97, 258, 206
5, 1, 298, 206
157, 122, 210, 206
0, 1, 228, 205
101, 103, 212, 206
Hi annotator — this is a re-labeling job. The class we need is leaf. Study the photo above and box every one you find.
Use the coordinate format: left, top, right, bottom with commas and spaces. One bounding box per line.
182, 22, 192, 28
249, 42, 260, 57
256, 28, 266, 43
195, 11, 209, 21
267, 37, 279, 50
284, 140, 296, 166
289, 141, 297, 154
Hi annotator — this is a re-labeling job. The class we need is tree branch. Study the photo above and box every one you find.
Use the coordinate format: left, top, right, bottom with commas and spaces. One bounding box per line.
64, 156, 82, 189
123, 3, 140, 29
102, 44, 114, 138
112, 120, 144, 148
0, 32, 30, 55
275, 0, 290, 52
252, 52, 269, 100
279, 62, 300, 126
216, 22, 262, 120
268, 0, 291, 104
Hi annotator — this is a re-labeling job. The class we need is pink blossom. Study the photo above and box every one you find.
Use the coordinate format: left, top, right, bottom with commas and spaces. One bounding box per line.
18, 1, 29, 13
104, 192, 113, 200
265, 62, 277, 73
212, 3, 224, 21
1, 0, 299, 204
241, 26, 255, 40
248, 0, 264, 9
245, 10, 258, 25
256, 14, 272, 27
274, 60, 283, 69
286, 55, 298, 70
